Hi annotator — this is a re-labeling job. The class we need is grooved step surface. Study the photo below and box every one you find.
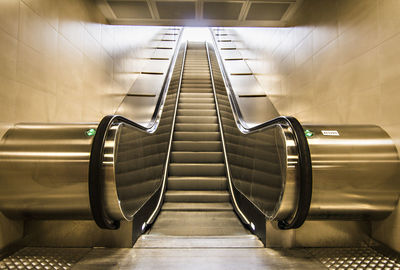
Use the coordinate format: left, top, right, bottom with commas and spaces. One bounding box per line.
174, 123, 219, 132
180, 88, 213, 93
135, 235, 264, 248
179, 97, 215, 104
165, 190, 230, 202
169, 163, 225, 176
162, 202, 233, 211
173, 131, 220, 141
176, 115, 218, 123
167, 176, 227, 190
180, 93, 214, 98
177, 109, 216, 116
172, 141, 222, 151
150, 42, 256, 244
178, 103, 215, 109
149, 211, 249, 236
171, 152, 224, 163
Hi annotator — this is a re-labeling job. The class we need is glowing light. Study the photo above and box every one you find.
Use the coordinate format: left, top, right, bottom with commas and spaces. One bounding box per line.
181, 27, 212, 42
86, 128, 96, 137
304, 129, 313, 137
250, 222, 256, 230
141, 222, 147, 232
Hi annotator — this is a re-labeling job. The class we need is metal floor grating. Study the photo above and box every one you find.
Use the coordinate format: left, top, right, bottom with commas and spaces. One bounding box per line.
0, 247, 90, 270
1, 246, 400, 269
308, 247, 400, 270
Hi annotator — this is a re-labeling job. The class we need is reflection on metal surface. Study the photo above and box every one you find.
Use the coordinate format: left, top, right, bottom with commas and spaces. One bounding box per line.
305, 125, 400, 220
209, 28, 400, 229
208, 40, 308, 230
0, 247, 90, 270
0, 31, 184, 228
0, 123, 97, 219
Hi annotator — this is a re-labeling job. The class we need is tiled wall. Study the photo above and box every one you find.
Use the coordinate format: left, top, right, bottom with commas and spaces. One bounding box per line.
231, 0, 400, 251
0, 0, 163, 249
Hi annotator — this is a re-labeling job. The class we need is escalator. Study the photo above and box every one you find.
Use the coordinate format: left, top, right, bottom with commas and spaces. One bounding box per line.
135, 42, 262, 248
0, 36, 399, 267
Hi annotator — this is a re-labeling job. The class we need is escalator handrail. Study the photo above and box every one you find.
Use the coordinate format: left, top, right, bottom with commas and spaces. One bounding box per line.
205, 42, 250, 227
145, 41, 188, 227
209, 30, 312, 229
89, 30, 184, 229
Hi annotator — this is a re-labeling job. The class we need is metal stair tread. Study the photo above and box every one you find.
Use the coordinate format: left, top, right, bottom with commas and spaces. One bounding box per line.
162, 202, 233, 211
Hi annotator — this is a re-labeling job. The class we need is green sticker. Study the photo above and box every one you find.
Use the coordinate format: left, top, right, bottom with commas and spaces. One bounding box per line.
304, 129, 313, 137
86, 128, 96, 137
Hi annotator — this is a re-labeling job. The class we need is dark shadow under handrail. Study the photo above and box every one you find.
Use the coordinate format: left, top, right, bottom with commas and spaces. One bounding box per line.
209, 30, 312, 230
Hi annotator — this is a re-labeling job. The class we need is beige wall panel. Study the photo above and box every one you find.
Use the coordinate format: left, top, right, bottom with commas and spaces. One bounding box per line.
0, 0, 164, 250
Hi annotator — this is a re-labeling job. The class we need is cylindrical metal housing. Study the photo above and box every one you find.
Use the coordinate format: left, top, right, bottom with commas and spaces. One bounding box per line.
0, 120, 170, 222
0, 123, 97, 219
303, 125, 400, 219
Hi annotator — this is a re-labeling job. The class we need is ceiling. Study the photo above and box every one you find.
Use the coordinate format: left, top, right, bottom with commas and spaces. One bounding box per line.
96, 0, 302, 27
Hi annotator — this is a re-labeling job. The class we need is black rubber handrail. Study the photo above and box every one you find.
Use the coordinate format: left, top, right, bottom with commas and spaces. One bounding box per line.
89, 115, 156, 229
209, 30, 312, 229
89, 28, 183, 229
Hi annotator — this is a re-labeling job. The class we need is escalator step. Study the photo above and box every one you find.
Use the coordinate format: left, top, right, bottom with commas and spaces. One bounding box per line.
173, 131, 220, 141
177, 109, 216, 116
178, 103, 215, 110
162, 202, 232, 211
169, 163, 225, 176
165, 190, 229, 202
180, 93, 214, 99
172, 140, 222, 151
176, 115, 217, 123
167, 176, 227, 190
179, 98, 215, 104
170, 152, 224, 163
174, 123, 219, 132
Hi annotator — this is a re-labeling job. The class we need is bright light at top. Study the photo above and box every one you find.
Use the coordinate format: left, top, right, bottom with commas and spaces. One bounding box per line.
181, 27, 212, 42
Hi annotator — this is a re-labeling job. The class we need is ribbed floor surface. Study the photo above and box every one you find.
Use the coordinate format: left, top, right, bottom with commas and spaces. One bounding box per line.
2, 246, 399, 269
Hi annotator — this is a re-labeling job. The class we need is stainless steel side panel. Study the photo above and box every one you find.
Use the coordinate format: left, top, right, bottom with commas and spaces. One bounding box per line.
0, 124, 97, 219
305, 125, 400, 219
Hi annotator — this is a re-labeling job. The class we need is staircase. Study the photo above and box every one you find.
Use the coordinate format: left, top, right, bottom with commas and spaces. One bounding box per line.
135, 42, 262, 248
164, 41, 230, 213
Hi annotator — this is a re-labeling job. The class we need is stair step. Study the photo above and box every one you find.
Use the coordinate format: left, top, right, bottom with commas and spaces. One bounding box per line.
182, 78, 211, 82
177, 109, 216, 116
181, 84, 212, 88
162, 202, 233, 211
174, 123, 219, 132
180, 88, 213, 93
171, 151, 223, 163
178, 103, 215, 110
172, 141, 222, 151
135, 235, 263, 248
164, 190, 230, 202
173, 132, 220, 141
169, 163, 225, 176
179, 98, 215, 104
180, 93, 214, 99
176, 115, 217, 123
148, 211, 249, 236
167, 176, 227, 190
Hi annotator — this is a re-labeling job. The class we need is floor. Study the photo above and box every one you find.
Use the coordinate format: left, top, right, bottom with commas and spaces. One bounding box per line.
1, 245, 400, 270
